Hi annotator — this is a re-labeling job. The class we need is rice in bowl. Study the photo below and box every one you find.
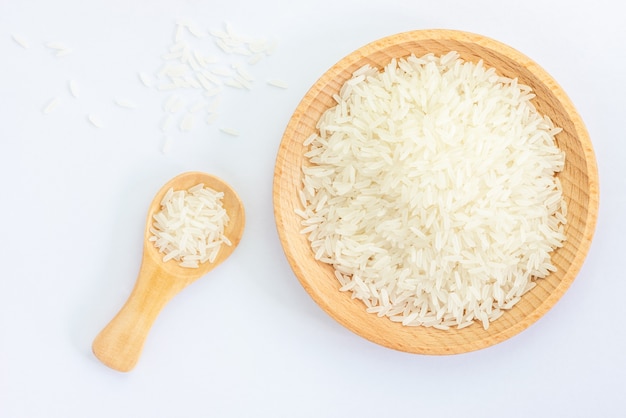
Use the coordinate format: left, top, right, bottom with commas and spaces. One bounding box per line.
297, 51, 567, 330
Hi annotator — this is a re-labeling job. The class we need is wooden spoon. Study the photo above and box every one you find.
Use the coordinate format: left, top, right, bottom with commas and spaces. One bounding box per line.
92, 171, 245, 372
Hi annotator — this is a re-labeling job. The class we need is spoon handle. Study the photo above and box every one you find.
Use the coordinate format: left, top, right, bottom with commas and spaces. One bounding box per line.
92, 259, 183, 372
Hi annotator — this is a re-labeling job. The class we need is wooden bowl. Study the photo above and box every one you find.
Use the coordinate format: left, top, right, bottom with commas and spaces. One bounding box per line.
273, 30, 599, 354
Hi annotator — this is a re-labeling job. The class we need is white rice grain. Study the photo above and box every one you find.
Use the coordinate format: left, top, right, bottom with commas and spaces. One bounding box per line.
248, 54, 263, 65
267, 79, 288, 89
161, 136, 172, 154
55, 48, 73, 57
45, 41, 72, 56
180, 113, 194, 131
161, 114, 174, 132
12, 34, 30, 49
220, 127, 239, 136
210, 66, 234, 77
196, 73, 217, 91
45, 41, 68, 50
174, 24, 185, 43
87, 114, 104, 128
224, 79, 244, 89
206, 97, 221, 113
164, 95, 185, 113
188, 101, 205, 113
214, 38, 233, 54
177, 19, 206, 39
233, 63, 255, 81
204, 87, 221, 98
161, 63, 189, 78
206, 113, 219, 125
69, 80, 80, 98
233, 75, 253, 90
162, 50, 184, 61
196, 69, 221, 85
139, 72, 154, 88
209, 28, 229, 39
114, 98, 137, 108
43, 98, 60, 114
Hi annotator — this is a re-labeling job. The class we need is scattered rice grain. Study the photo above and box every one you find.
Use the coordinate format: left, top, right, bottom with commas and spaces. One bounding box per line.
12, 34, 29, 49
69, 80, 79, 98
204, 87, 221, 97
248, 54, 263, 65
206, 113, 219, 125
55, 48, 72, 57
164, 95, 185, 113
220, 127, 239, 136
87, 114, 104, 128
224, 79, 244, 89
210, 66, 234, 77
43, 98, 60, 114
114, 98, 137, 108
161, 114, 174, 132
233, 63, 254, 81
267, 79, 288, 89
45, 41, 69, 50
139, 72, 154, 87
188, 101, 205, 113
162, 136, 172, 154
180, 113, 195, 131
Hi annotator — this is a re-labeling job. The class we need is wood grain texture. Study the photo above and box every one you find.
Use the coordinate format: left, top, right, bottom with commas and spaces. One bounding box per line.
93, 172, 245, 371
272, 30, 599, 355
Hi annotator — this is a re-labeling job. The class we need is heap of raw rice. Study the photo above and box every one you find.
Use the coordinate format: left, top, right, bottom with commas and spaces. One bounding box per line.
297, 51, 567, 330
150, 184, 231, 268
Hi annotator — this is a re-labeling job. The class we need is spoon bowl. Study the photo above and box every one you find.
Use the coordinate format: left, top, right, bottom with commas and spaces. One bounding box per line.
92, 171, 245, 372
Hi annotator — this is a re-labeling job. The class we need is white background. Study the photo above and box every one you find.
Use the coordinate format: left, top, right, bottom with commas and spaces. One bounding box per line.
1, 0, 624, 417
